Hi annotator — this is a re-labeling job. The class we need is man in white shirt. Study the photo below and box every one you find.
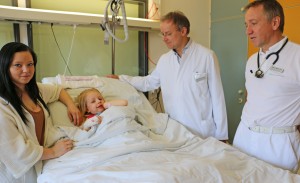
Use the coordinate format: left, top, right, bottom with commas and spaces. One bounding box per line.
108, 11, 228, 141
233, 0, 300, 172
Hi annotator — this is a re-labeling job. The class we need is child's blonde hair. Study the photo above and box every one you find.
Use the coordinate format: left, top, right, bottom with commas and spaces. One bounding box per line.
77, 88, 102, 118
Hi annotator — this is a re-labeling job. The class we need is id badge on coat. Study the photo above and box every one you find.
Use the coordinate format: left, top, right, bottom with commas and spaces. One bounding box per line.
194, 72, 207, 82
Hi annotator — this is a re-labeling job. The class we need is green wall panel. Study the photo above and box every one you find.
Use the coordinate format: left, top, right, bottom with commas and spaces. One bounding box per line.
211, 1, 246, 21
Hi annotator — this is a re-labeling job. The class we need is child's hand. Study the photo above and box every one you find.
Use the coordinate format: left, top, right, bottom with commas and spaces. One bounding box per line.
82, 116, 102, 131
95, 116, 102, 124
103, 102, 112, 109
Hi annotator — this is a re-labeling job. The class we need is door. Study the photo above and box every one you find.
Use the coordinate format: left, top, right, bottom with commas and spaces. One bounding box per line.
211, 0, 248, 143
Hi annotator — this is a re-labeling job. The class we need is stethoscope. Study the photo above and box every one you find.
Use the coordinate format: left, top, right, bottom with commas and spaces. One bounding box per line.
255, 38, 289, 78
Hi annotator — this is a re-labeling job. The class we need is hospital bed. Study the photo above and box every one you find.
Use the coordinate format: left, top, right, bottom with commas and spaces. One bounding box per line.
39, 75, 300, 183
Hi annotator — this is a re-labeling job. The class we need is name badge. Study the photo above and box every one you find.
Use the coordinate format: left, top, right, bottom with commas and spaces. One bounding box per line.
270, 66, 284, 73
194, 72, 206, 82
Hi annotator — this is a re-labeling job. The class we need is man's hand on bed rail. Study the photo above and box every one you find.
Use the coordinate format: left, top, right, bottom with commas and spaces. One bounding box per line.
106, 74, 119, 79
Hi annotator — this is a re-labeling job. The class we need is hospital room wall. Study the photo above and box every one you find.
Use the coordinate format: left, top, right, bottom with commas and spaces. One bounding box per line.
0, 0, 211, 80
1, 1, 298, 141
30, 0, 141, 81
0, 0, 143, 81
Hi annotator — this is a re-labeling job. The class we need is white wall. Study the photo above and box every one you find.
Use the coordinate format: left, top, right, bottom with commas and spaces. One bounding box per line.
148, 0, 210, 69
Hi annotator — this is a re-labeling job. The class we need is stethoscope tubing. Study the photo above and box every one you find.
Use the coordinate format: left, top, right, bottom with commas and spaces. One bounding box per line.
255, 38, 289, 78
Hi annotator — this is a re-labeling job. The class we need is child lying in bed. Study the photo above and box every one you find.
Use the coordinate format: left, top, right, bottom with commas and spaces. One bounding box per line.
77, 88, 128, 131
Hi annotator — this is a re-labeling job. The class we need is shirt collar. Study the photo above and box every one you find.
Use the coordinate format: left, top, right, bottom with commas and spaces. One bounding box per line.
172, 38, 192, 57
259, 36, 288, 56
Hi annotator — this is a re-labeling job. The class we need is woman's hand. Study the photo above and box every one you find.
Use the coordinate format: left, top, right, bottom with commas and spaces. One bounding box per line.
42, 139, 73, 160
58, 89, 83, 126
52, 139, 73, 157
67, 104, 83, 126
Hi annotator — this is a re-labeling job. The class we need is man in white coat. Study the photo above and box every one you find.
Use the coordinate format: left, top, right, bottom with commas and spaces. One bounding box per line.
108, 11, 228, 142
233, 0, 300, 172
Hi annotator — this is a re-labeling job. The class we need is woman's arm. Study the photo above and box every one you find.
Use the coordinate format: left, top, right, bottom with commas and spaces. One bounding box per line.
59, 89, 83, 126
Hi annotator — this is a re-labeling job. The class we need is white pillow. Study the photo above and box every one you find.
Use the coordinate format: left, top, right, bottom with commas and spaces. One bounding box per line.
48, 100, 74, 127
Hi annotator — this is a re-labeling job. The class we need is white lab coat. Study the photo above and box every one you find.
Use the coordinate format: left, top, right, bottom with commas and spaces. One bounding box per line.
233, 37, 300, 172
120, 40, 228, 140
0, 83, 63, 183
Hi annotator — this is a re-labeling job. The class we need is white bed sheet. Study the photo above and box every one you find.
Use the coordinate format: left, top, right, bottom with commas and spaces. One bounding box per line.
39, 76, 300, 183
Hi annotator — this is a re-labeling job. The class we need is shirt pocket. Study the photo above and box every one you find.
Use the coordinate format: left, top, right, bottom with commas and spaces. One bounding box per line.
194, 72, 207, 82
193, 72, 208, 96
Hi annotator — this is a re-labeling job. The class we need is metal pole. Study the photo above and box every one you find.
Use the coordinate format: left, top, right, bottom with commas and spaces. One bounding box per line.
111, 16, 116, 75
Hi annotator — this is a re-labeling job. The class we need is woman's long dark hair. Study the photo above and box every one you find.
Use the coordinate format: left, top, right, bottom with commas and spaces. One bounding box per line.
0, 42, 49, 124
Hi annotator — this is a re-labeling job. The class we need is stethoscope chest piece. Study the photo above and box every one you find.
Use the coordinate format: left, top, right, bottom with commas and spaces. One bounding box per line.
255, 69, 264, 78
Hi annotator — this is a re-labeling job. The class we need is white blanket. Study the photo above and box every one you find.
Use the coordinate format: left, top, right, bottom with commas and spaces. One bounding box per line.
38, 106, 300, 183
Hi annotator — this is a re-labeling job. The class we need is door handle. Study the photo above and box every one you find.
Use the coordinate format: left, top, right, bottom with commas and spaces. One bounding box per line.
238, 89, 244, 95
238, 98, 243, 104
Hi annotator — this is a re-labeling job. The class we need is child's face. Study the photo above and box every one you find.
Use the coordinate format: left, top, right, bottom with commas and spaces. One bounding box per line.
85, 90, 106, 114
